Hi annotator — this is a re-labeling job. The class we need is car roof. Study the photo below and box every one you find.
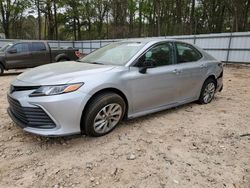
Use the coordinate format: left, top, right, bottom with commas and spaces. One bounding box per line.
119, 38, 186, 45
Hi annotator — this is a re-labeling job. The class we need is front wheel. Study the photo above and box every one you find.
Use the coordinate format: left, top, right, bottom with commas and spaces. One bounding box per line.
83, 92, 125, 137
198, 78, 216, 104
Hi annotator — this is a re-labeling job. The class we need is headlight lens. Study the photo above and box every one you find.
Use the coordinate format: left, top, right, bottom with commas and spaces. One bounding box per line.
29, 83, 83, 97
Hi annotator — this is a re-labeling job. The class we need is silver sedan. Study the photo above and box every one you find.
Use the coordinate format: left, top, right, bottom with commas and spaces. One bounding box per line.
7, 39, 223, 137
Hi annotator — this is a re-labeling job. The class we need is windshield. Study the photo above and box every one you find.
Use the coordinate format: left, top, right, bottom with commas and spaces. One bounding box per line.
78, 42, 144, 66
0, 43, 13, 52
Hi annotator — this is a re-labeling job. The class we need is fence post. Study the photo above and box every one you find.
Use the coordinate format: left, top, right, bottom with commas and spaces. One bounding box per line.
226, 33, 233, 63
90, 40, 92, 52
81, 41, 83, 53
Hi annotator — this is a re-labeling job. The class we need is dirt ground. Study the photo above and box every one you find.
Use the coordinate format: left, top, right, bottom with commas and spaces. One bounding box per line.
0, 65, 249, 188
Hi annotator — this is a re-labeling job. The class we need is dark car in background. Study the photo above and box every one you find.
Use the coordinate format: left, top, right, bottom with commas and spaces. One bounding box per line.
0, 41, 81, 74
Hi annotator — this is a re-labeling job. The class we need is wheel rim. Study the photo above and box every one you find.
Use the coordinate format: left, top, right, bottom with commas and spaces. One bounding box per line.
93, 103, 122, 134
203, 82, 215, 103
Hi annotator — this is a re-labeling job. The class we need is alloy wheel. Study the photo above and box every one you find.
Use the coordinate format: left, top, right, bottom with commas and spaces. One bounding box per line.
203, 82, 216, 103
93, 103, 122, 134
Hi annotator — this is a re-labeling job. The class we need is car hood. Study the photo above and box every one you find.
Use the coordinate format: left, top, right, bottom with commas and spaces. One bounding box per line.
15, 61, 115, 85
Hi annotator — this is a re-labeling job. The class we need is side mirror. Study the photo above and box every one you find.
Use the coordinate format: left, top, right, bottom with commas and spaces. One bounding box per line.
139, 60, 156, 74
7, 48, 17, 54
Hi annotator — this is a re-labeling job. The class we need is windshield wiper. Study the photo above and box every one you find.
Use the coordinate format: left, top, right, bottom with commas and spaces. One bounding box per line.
91, 62, 104, 65
77, 60, 104, 65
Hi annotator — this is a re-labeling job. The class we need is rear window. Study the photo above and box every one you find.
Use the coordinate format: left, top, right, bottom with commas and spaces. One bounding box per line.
176, 43, 202, 63
31, 42, 46, 52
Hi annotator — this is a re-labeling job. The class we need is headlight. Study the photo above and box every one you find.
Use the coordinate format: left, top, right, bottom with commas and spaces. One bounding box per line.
29, 83, 83, 97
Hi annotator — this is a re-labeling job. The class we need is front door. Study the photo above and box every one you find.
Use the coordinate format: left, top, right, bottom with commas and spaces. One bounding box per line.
127, 42, 182, 114
5, 42, 32, 69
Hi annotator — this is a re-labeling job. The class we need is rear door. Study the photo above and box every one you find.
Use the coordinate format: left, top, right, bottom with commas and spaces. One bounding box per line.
5, 42, 31, 69
173, 42, 208, 102
30, 42, 50, 67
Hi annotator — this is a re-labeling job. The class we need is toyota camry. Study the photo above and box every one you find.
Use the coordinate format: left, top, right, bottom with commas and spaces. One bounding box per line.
7, 39, 223, 137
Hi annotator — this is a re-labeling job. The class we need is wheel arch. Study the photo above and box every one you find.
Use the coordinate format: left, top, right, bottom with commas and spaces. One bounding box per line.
80, 87, 129, 133
204, 74, 217, 88
55, 54, 70, 62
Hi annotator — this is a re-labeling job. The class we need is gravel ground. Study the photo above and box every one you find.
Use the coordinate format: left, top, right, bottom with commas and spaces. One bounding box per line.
0, 66, 250, 188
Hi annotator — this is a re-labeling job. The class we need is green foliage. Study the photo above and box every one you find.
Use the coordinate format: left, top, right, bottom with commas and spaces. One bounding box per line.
0, 0, 249, 40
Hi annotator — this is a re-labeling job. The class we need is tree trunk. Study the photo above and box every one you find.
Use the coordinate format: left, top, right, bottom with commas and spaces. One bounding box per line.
129, 10, 134, 37
87, 18, 91, 40
53, 0, 58, 40
44, 14, 47, 38
73, 18, 77, 40
190, 0, 195, 34
97, 21, 103, 38
155, 1, 161, 36
77, 18, 81, 40
138, 0, 143, 37
46, 0, 54, 40
106, 12, 109, 39
217, 4, 225, 32
37, 0, 42, 39
176, 0, 182, 34
0, 1, 10, 38
243, 0, 250, 30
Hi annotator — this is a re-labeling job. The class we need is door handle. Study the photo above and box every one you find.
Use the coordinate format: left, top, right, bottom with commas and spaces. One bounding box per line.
200, 64, 207, 68
172, 69, 182, 74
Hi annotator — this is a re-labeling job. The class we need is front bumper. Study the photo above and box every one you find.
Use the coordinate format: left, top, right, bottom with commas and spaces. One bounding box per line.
7, 90, 91, 136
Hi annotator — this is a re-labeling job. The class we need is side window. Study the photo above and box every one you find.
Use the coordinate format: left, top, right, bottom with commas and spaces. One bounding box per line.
31, 42, 46, 52
12, 43, 29, 53
176, 43, 202, 63
137, 43, 173, 67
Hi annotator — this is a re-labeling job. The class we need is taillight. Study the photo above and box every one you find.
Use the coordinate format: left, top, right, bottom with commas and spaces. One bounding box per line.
75, 51, 81, 58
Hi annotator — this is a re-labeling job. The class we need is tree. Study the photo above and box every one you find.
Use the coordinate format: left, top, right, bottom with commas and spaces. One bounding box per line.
95, 0, 109, 39
0, 0, 30, 38
1, 0, 250, 40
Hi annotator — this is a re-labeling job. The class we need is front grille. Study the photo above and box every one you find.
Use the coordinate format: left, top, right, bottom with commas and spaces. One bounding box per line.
8, 95, 56, 129
10, 85, 40, 94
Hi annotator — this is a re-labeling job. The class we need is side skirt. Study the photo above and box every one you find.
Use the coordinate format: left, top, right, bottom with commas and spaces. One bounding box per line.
127, 97, 197, 120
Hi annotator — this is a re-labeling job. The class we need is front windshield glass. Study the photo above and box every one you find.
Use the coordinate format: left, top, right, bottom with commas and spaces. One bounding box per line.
0, 43, 13, 52
78, 42, 144, 66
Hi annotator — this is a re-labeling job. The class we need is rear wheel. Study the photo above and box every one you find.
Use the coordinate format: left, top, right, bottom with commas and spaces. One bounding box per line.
83, 92, 125, 137
0, 64, 4, 75
198, 78, 216, 104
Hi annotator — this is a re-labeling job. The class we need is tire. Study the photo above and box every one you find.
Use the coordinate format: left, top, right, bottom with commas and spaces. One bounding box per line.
58, 58, 68, 62
83, 92, 126, 137
0, 64, 4, 75
198, 78, 216, 104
